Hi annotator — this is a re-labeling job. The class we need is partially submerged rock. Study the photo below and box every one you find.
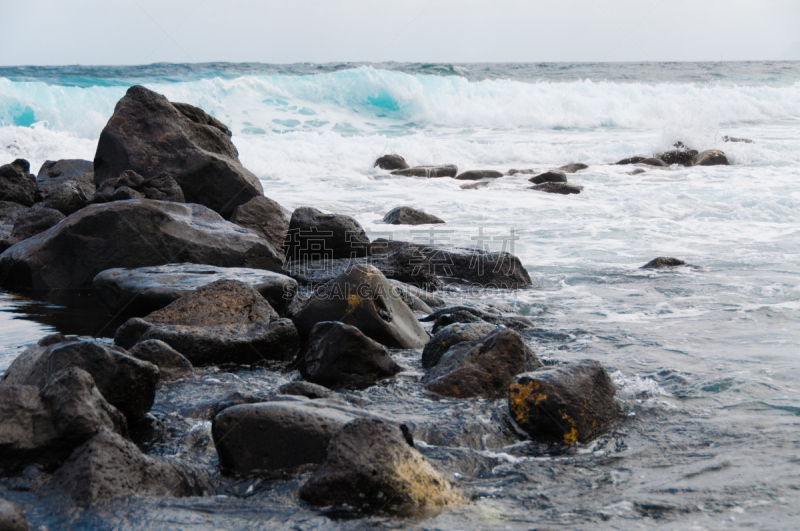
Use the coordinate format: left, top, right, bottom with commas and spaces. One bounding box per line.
93, 264, 297, 317
296, 321, 401, 389
687, 149, 730, 166
615, 156, 646, 165
455, 170, 503, 181
390, 165, 457, 178
51, 430, 211, 506
656, 149, 698, 166
128, 340, 193, 381
722, 136, 753, 143
509, 359, 622, 445
641, 257, 687, 269
421, 328, 542, 399
374, 154, 409, 170
230, 195, 290, 253
293, 265, 428, 349
0, 159, 37, 207
284, 207, 370, 262
530, 182, 583, 195
382, 206, 444, 226
93, 85, 262, 217
1, 336, 158, 423
558, 163, 589, 173
421, 305, 535, 332
299, 418, 464, 515
421, 321, 498, 369
0, 200, 284, 292
528, 170, 567, 184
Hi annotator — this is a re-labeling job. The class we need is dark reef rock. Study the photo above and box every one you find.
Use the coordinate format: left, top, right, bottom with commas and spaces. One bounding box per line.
529, 170, 568, 184
383, 206, 444, 226
296, 321, 401, 389
421, 321, 498, 369
530, 182, 583, 195
421, 328, 542, 399
687, 149, 730, 166
230, 195, 290, 253
641, 257, 687, 269
284, 206, 370, 262
615, 156, 646, 165
0, 159, 37, 207
558, 163, 589, 173
390, 165, 458, 178
93, 85, 262, 217
93, 263, 296, 317
0, 200, 283, 292
374, 154, 409, 171
299, 418, 464, 515
455, 170, 503, 181
656, 149, 698, 166
509, 359, 622, 445
1, 335, 158, 423
293, 265, 428, 349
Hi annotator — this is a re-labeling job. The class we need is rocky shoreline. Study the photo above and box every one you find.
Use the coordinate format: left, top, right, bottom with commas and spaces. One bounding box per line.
0, 85, 713, 527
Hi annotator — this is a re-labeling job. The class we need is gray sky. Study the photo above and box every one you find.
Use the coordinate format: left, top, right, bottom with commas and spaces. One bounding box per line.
2, 0, 799, 65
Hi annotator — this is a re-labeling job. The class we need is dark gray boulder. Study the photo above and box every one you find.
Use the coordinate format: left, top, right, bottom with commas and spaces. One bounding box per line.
230, 195, 290, 253
212, 401, 359, 476
284, 207, 370, 262
8, 205, 65, 242
93, 263, 297, 317
421, 322, 498, 369
0, 200, 284, 292
505, 169, 538, 176
374, 154, 409, 170
642, 257, 687, 269
0, 498, 28, 531
421, 328, 542, 399
687, 149, 730, 166
0, 367, 127, 473
128, 340, 193, 381
390, 165, 457, 178
293, 265, 429, 349
296, 321, 401, 389
51, 430, 211, 507
615, 156, 646, 165
528, 170, 567, 184
640, 157, 668, 167
530, 182, 583, 195
509, 360, 622, 445
558, 163, 589, 173
1, 335, 158, 423
455, 170, 503, 181
41, 181, 89, 215
278, 381, 335, 400
656, 149, 698, 166
36, 159, 95, 197
299, 418, 464, 515
93, 85, 263, 217
382, 206, 444, 226
0, 159, 37, 207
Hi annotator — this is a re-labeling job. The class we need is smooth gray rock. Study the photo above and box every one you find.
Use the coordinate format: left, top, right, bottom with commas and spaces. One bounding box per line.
558, 163, 589, 173
0, 159, 37, 207
93, 263, 297, 317
388, 279, 445, 309
284, 206, 370, 262
455, 170, 503, 181
390, 165, 457, 178
528, 170, 567, 184
374, 154, 409, 170
687, 149, 730, 166
421, 322, 498, 369
0, 200, 284, 292
230, 195, 290, 254
530, 182, 583, 195
93, 85, 262, 217
383, 206, 444, 226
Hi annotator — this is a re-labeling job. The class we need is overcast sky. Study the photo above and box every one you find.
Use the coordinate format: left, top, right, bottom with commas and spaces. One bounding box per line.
2, 0, 799, 65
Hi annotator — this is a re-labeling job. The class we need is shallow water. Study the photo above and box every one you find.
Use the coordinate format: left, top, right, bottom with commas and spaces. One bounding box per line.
2, 61, 800, 529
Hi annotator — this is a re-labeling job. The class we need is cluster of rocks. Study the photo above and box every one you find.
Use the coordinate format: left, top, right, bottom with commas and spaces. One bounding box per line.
615, 141, 736, 168
0, 86, 629, 523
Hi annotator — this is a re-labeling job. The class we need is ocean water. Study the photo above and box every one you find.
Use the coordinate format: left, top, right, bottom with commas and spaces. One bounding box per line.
2, 62, 800, 529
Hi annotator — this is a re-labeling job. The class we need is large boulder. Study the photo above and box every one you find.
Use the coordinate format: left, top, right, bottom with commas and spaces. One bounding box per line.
687, 149, 730, 166
93, 264, 296, 317
382, 206, 444, 226
230, 196, 290, 253
0, 200, 283, 292
455, 170, 503, 181
390, 165, 457, 178
36, 159, 95, 197
421, 328, 542, 399
1, 335, 159, 423
0, 159, 37, 207
51, 430, 211, 507
212, 401, 360, 476
296, 321, 401, 389
284, 207, 370, 262
509, 360, 622, 445
0, 367, 127, 473
421, 321, 498, 369
93, 85, 263, 217
0, 499, 27, 531
299, 418, 464, 515
293, 265, 429, 349
114, 280, 298, 365
374, 154, 409, 171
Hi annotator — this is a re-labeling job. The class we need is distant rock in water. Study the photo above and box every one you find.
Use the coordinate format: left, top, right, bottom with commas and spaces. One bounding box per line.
615, 156, 646, 165
374, 154, 409, 170
506, 169, 538, 176
455, 170, 503, 181
639, 157, 668, 167
627, 168, 646, 175
460, 181, 492, 190
656, 148, 698, 166
390, 165, 458, 178
559, 163, 589, 173
723, 136, 754, 143
641, 257, 687, 269
93, 85, 263, 218
530, 182, 583, 195
687, 149, 730, 166
528, 170, 568, 184
383, 206, 444, 225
